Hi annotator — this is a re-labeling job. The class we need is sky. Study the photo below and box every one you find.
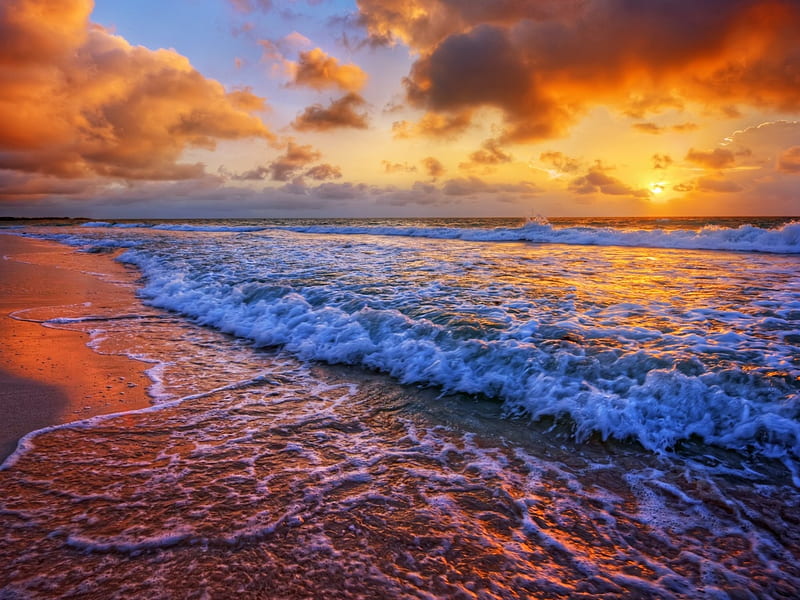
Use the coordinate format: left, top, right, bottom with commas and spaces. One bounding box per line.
1, 0, 799, 218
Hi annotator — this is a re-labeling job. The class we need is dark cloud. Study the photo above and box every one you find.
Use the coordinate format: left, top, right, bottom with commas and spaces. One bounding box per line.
292, 93, 369, 131
442, 176, 537, 196
315, 182, 369, 199
359, 0, 800, 141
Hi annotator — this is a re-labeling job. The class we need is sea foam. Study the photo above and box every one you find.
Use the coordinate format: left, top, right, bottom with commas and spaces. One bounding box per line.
16, 221, 800, 461
117, 234, 800, 461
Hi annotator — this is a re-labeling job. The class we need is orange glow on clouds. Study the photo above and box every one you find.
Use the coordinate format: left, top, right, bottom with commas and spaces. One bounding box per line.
0, 0, 799, 216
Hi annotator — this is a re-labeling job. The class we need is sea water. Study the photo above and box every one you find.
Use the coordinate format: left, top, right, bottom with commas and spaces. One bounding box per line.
1, 217, 799, 598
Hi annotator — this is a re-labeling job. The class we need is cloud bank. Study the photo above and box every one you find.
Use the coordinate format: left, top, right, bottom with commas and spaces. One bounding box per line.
0, 0, 272, 198
358, 0, 800, 141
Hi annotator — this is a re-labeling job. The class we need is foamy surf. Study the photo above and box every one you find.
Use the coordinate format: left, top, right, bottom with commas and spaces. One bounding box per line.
2, 219, 799, 598
19, 219, 800, 462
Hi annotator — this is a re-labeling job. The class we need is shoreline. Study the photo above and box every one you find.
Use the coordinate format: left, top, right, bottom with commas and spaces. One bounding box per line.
0, 234, 153, 461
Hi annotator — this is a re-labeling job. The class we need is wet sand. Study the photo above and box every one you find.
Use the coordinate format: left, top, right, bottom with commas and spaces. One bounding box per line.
0, 234, 152, 461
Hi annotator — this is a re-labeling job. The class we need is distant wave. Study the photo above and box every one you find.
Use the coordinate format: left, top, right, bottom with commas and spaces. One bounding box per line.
279, 220, 800, 254
151, 224, 268, 232
80, 222, 267, 232
77, 219, 800, 253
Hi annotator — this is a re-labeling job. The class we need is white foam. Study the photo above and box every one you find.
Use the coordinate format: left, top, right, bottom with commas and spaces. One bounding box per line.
15, 222, 800, 465
110, 238, 800, 463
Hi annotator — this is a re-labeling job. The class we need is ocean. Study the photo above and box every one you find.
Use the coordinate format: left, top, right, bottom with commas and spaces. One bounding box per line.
1, 216, 799, 598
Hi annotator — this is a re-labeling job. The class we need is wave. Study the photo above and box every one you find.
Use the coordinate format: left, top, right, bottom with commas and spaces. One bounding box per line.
18, 222, 800, 461
119, 246, 800, 463
280, 220, 800, 254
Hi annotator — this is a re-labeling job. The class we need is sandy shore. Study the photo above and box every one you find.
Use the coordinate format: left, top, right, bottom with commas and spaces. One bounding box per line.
0, 234, 152, 461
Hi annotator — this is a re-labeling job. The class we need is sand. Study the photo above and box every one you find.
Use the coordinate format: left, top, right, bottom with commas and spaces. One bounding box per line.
0, 234, 152, 461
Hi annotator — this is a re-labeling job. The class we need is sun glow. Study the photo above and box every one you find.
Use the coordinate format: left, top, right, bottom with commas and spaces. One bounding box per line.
649, 182, 666, 194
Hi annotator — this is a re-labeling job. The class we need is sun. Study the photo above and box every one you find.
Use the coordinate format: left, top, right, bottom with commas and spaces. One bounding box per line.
649, 182, 666, 195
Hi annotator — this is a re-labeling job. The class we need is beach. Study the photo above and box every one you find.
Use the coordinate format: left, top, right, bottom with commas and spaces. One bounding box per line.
0, 219, 798, 598
0, 235, 152, 461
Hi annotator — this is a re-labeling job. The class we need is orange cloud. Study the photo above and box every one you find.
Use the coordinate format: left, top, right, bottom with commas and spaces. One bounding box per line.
392, 111, 472, 139
0, 0, 272, 193
359, 0, 800, 141
777, 146, 800, 173
421, 156, 445, 178
652, 154, 674, 170
539, 151, 580, 174
292, 93, 369, 131
268, 141, 322, 181
568, 165, 651, 197
288, 48, 367, 92
633, 122, 699, 134
466, 139, 512, 166
305, 164, 343, 181
0, 170, 99, 201
685, 148, 737, 170
382, 161, 417, 173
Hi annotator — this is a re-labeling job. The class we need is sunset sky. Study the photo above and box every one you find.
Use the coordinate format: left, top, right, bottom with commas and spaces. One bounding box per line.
1, 0, 799, 218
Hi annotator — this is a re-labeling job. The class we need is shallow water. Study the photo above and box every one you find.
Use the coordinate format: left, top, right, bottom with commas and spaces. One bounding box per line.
1, 217, 799, 598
